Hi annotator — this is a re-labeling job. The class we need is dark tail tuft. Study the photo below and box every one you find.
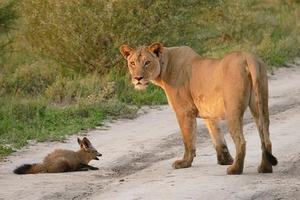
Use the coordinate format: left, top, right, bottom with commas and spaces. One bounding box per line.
265, 151, 278, 166
13, 164, 32, 174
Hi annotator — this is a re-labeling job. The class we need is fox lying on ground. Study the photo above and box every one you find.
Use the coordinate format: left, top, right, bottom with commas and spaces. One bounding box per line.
14, 137, 102, 174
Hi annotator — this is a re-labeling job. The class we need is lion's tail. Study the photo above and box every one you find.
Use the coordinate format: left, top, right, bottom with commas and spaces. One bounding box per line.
246, 54, 278, 166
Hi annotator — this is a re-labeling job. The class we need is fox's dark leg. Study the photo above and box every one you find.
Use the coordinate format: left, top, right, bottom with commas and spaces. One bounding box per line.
77, 163, 99, 171
76, 167, 89, 171
84, 164, 99, 170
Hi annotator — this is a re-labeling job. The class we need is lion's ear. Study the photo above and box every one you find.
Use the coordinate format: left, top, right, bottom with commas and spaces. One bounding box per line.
119, 44, 134, 60
148, 42, 163, 57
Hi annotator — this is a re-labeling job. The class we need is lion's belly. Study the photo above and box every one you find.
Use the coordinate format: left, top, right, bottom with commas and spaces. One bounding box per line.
193, 95, 225, 119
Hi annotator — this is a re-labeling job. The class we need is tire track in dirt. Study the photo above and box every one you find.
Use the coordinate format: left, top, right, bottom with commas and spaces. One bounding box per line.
67, 100, 300, 200
91, 100, 300, 200
104, 100, 300, 180
48, 94, 300, 199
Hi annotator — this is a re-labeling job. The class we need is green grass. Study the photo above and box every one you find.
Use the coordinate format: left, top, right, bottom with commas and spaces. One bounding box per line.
0, 97, 137, 159
111, 71, 167, 106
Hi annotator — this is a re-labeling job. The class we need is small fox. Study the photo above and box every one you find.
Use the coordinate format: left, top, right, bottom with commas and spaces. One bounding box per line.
13, 137, 102, 174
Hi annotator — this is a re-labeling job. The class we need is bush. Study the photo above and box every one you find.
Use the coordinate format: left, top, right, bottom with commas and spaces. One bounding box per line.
0, 0, 17, 35
111, 71, 167, 106
0, 0, 18, 65
18, 0, 300, 75
18, 0, 206, 74
10, 98, 47, 122
191, 0, 300, 67
45, 75, 115, 105
0, 96, 137, 158
0, 62, 57, 96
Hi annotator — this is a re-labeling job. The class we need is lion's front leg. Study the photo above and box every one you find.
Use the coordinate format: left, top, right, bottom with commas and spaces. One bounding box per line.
172, 110, 197, 169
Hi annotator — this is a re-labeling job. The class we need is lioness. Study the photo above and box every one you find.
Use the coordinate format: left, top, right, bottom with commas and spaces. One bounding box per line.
119, 42, 278, 174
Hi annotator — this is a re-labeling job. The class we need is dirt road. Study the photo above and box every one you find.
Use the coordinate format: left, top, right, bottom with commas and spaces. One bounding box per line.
1, 62, 300, 200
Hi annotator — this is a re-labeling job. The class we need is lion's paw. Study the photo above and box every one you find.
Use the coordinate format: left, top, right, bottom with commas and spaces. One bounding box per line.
172, 159, 192, 169
257, 164, 273, 173
226, 164, 243, 175
217, 153, 234, 165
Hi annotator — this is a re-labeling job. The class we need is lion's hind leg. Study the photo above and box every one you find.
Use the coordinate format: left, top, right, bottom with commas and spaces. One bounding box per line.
223, 60, 251, 174
249, 89, 277, 173
204, 119, 233, 165
225, 116, 246, 175
247, 54, 278, 173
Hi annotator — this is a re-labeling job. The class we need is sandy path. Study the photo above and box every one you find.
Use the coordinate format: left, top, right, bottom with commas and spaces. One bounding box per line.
1, 61, 300, 200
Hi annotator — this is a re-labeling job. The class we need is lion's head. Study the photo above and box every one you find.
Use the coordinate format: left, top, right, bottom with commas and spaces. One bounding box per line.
119, 42, 163, 90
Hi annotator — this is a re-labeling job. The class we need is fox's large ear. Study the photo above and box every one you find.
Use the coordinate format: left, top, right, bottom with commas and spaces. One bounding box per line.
148, 42, 163, 58
119, 44, 134, 60
82, 137, 92, 149
77, 138, 82, 146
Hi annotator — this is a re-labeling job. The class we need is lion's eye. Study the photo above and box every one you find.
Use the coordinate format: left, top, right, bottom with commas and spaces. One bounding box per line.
130, 61, 135, 66
144, 61, 151, 67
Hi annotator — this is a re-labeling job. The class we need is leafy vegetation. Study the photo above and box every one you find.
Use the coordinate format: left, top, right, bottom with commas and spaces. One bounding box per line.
0, 0, 300, 158
0, 0, 18, 66
0, 97, 137, 157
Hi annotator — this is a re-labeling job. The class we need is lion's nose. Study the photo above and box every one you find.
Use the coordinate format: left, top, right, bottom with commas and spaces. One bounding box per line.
134, 76, 144, 81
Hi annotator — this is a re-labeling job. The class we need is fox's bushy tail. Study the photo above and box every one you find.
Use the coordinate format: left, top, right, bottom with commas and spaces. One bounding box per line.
14, 163, 45, 174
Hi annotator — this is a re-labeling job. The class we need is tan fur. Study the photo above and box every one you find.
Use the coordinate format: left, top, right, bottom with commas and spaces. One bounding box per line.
14, 137, 101, 174
120, 42, 277, 174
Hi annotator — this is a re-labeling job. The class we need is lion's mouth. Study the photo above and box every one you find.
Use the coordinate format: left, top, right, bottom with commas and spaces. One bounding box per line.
134, 82, 149, 90
136, 82, 149, 86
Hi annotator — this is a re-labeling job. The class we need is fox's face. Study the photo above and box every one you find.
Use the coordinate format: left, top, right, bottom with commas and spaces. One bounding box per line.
78, 137, 102, 161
